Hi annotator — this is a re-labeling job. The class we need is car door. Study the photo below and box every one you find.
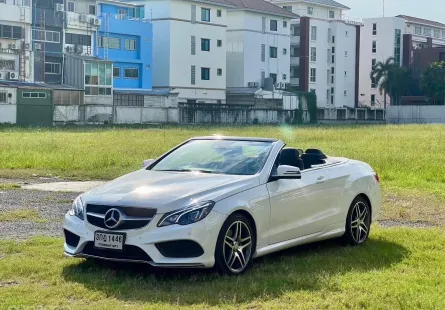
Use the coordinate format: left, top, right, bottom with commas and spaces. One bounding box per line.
266, 168, 331, 244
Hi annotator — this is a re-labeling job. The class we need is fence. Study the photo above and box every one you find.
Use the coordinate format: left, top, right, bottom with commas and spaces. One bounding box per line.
386, 105, 445, 124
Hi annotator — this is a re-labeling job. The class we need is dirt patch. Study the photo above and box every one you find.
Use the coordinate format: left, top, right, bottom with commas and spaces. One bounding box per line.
0, 281, 19, 288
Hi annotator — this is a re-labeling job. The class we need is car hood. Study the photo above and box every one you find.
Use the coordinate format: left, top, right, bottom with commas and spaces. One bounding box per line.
82, 169, 259, 214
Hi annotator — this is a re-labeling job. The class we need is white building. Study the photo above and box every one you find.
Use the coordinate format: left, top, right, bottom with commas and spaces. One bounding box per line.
226, 0, 296, 89
359, 15, 445, 108
64, 0, 101, 56
132, 0, 234, 104
270, 0, 361, 109
0, 0, 33, 83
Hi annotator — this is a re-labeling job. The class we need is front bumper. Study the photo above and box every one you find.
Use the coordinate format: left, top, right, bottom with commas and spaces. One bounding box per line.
63, 210, 227, 268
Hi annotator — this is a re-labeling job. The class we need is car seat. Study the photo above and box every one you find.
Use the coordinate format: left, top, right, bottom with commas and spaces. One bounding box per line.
280, 148, 304, 170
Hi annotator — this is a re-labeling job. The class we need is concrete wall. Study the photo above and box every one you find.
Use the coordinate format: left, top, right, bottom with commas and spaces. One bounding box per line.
387, 105, 445, 124
116, 107, 179, 123
0, 103, 16, 124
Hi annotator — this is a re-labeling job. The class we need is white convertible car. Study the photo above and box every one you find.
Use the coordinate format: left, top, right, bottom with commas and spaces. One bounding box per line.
64, 136, 381, 275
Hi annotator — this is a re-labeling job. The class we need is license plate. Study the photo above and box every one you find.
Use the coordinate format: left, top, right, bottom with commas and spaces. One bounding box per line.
94, 232, 125, 250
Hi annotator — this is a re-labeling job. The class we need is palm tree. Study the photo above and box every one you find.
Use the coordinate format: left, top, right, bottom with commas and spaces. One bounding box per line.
370, 57, 395, 109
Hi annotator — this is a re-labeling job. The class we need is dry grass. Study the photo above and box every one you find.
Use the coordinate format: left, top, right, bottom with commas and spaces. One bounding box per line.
0, 208, 47, 223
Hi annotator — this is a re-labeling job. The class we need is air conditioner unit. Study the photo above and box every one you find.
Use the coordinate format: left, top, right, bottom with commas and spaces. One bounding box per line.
92, 18, 102, 26
280, 82, 286, 89
9, 43, 18, 50
282, 74, 287, 80
79, 14, 88, 23
66, 45, 75, 53
75, 44, 84, 54
253, 82, 259, 87
34, 42, 42, 50
8, 72, 19, 80
55, 3, 64, 12
0, 72, 5, 80
25, 43, 31, 50
248, 82, 257, 88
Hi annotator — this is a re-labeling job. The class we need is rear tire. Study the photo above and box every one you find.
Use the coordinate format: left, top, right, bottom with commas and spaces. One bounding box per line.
343, 196, 371, 246
215, 213, 255, 275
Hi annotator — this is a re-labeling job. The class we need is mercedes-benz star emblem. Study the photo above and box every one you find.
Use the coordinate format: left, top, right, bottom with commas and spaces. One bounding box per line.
104, 208, 123, 229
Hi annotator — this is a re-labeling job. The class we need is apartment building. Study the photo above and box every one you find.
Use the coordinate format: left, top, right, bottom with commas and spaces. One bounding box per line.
96, 1, 152, 90
359, 15, 445, 108
32, 0, 64, 83
0, 0, 33, 83
131, 0, 234, 104
271, 0, 361, 109
226, 0, 296, 89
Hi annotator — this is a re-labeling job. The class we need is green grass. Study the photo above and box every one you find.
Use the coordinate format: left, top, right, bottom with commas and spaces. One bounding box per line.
0, 228, 444, 309
1, 125, 445, 198
0, 208, 47, 223
0, 183, 20, 190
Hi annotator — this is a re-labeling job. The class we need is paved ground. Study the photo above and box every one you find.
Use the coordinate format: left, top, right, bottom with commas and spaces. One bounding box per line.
0, 178, 440, 240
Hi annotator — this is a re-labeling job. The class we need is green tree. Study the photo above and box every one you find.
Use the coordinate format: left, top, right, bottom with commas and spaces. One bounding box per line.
420, 61, 445, 105
370, 57, 395, 109
387, 66, 415, 105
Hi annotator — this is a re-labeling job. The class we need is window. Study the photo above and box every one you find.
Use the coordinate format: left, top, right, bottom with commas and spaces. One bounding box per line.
332, 55, 335, 63
372, 58, 376, 68
113, 67, 120, 78
217, 39, 222, 47
291, 66, 299, 78
2, 25, 12, 38
261, 44, 265, 62
310, 68, 316, 82
89, 4, 96, 15
217, 68, 222, 76
415, 26, 422, 35
201, 8, 210, 22
442, 30, 445, 39
292, 25, 300, 36
98, 37, 120, 49
332, 46, 335, 53
0, 92, 7, 103
1, 25, 22, 40
201, 38, 210, 51
345, 51, 348, 57
344, 71, 347, 77
124, 68, 139, 79
332, 35, 335, 43
331, 67, 334, 74
191, 65, 196, 85
329, 10, 335, 18
270, 73, 277, 84
45, 62, 60, 74
311, 47, 316, 61
394, 29, 401, 66
372, 41, 377, 53
423, 27, 431, 36
311, 26, 317, 40
371, 76, 377, 88
373, 23, 377, 35
270, 46, 277, 58
331, 87, 334, 94
310, 89, 316, 94
217, 9, 222, 17
331, 75, 334, 84
114, 94, 144, 107
283, 21, 287, 28
65, 33, 91, 46
191, 36, 196, 55
201, 67, 210, 80
22, 92, 47, 99
125, 39, 137, 50
283, 6, 292, 12
307, 6, 313, 15
344, 90, 347, 96
345, 31, 348, 37
283, 48, 287, 55
32, 30, 60, 43
84, 62, 113, 96
371, 94, 376, 105
118, 9, 128, 19
67, 1, 74, 12
434, 29, 440, 38
291, 45, 300, 57
270, 20, 278, 31
0, 60, 14, 70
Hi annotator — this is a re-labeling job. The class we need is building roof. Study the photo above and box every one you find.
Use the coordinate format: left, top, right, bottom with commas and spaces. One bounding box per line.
304, 0, 350, 10
114, 88, 178, 96
396, 15, 445, 28
66, 54, 113, 63
226, 0, 298, 18
0, 81, 84, 90
226, 87, 260, 95
124, 0, 236, 8
101, 0, 142, 7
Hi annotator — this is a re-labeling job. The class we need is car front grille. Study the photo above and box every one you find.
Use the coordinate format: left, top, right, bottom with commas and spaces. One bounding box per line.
86, 204, 157, 230
82, 242, 152, 262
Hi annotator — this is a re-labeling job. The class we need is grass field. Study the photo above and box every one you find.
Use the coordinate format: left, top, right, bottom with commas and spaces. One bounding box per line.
1, 124, 445, 309
1, 124, 445, 198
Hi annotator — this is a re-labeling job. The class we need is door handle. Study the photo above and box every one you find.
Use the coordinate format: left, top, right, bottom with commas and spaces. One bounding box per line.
316, 177, 326, 184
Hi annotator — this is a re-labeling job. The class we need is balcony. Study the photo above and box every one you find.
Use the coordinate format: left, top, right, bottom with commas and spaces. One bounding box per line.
290, 57, 300, 66
290, 78, 299, 87
291, 8, 363, 26
0, 2, 31, 24
291, 36, 300, 45
34, 8, 64, 28
66, 12, 99, 30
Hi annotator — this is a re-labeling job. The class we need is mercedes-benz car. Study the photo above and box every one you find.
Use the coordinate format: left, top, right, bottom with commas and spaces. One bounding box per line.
64, 136, 381, 275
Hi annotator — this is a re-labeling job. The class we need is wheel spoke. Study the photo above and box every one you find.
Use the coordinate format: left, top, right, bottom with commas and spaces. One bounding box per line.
360, 207, 368, 221
233, 222, 240, 240
356, 225, 361, 242
240, 236, 251, 245
351, 219, 359, 228
237, 250, 246, 267
360, 223, 368, 235
227, 251, 237, 268
225, 239, 234, 249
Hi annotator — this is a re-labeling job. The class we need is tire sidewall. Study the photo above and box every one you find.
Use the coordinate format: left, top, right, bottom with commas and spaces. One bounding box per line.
214, 213, 255, 275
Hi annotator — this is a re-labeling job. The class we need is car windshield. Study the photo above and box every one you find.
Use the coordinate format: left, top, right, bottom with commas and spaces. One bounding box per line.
151, 139, 274, 176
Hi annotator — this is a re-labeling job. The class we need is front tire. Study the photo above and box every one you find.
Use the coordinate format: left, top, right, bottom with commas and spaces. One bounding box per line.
215, 213, 255, 275
343, 196, 371, 246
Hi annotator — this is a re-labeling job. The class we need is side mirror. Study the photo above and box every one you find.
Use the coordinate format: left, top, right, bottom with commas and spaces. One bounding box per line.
271, 165, 302, 180
142, 159, 155, 169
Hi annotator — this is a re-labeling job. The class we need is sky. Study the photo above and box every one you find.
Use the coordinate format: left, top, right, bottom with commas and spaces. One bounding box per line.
339, 0, 444, 23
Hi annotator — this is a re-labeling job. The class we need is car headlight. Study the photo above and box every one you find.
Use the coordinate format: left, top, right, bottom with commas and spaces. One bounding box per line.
157, 201, 215, 227
69, 196, 85, 220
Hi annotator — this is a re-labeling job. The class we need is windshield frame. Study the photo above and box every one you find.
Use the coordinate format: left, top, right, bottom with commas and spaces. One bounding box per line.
147, 138, 276, 176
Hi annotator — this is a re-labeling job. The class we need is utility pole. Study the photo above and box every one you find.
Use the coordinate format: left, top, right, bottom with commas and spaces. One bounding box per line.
383, 0, 385, 17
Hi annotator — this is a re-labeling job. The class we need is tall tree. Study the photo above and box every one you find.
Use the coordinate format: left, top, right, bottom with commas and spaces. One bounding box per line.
420, 61, 445, 105
370, 57, 395, 109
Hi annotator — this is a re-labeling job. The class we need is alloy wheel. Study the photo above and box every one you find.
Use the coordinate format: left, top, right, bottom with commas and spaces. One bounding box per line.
350, 201, 370, 244
223, 220, 253, 273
